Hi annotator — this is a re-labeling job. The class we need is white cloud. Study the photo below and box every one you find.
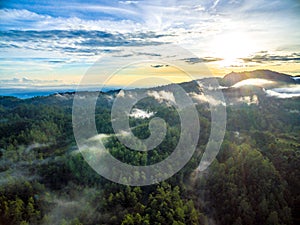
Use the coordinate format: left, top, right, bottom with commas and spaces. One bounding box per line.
1, 0, 300, 86
0, 8, 142, 32
272, 86, 300, 93
130, 108, 154, 118
237, 95, 259, 105
232, 78, 274, 88
264, 85, 300, 98
211, 0, 221, 10
265, 90, 300, 98
119, 1, 139, 5
148, 90, 176, 103
0, 77, 61, 84
117, 90, 125, 98
0, 77, 64, 88
0, 8, 49, 20
193, 4, 206, 11
190, 92, 225, 106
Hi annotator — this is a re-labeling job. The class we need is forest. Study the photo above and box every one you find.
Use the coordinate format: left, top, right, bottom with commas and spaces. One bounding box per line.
0, 83, 299, 225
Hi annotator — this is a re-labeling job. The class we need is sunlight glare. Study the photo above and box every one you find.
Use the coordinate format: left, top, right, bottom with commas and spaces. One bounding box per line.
211, 32, 257, 67
232, 78, 274, 88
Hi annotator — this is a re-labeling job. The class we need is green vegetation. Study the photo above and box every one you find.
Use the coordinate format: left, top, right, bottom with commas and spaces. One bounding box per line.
0, 92, 299, 225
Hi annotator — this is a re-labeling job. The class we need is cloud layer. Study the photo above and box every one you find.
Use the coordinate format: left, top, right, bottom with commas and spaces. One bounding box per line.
1, 0, 300, 86
265, 85, 300, 98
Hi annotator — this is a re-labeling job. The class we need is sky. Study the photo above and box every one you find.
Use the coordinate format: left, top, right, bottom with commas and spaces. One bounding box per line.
0, 0, 300, 88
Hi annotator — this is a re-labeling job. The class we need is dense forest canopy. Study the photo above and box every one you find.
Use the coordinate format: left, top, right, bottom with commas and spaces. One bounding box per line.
0, 73, 300, 225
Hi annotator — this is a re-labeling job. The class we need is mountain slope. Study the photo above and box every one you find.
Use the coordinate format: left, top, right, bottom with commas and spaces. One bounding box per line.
221, 69, 298, 86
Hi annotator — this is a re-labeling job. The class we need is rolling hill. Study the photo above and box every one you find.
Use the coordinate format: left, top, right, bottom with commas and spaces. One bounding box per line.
221, 69, 299, 86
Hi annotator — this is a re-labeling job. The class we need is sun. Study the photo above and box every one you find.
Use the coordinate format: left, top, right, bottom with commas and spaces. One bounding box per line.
211, 31, 258, 67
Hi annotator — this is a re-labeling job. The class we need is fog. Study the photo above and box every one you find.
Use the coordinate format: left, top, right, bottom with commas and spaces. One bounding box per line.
265, 85, 300, 98
130, 108, 154, 118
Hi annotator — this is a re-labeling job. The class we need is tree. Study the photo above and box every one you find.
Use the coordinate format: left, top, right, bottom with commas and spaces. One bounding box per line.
266, 211, 279, 225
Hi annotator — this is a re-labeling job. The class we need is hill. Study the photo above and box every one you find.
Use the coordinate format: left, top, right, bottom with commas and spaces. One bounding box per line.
221, 69, 298, 86
0, 70, 300, 224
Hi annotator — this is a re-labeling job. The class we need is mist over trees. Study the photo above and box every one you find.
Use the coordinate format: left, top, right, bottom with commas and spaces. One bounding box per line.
0, 87, 299, 225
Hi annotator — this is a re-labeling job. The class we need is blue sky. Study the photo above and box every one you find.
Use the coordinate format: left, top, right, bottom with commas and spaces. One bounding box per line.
1, 0, 300, 88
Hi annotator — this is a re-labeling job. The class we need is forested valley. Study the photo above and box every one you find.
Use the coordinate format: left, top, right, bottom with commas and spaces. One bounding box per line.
0, 84, 299, 225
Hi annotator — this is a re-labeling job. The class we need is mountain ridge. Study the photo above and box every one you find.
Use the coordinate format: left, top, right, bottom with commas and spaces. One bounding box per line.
221, 69, 298, 86
0, 69, 299, 101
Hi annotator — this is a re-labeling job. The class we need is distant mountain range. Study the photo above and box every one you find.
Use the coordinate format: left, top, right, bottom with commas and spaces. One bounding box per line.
0, 70, 299, 102
220, 69, 299, 86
